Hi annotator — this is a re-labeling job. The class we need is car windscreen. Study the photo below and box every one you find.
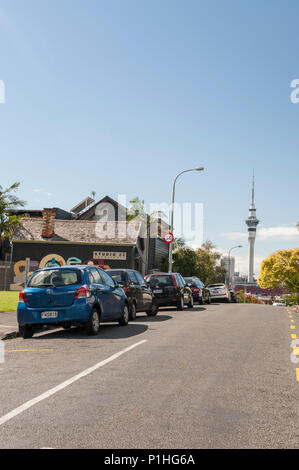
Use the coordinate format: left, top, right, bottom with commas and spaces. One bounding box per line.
149, 275, 173, 288
184, 278, 197, 287
28, 269, 81, 288
106, 271, 128, 284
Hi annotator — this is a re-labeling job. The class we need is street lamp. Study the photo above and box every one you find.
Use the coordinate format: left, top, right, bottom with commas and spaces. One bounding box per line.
168, 167, 205, 273
228, 245, 243, 287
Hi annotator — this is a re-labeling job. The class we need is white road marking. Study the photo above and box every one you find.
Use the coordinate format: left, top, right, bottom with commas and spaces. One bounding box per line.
0, 340, 147, 427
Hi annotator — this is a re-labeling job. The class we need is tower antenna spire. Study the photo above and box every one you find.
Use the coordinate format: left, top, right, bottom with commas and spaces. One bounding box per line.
251, 169, 255, 207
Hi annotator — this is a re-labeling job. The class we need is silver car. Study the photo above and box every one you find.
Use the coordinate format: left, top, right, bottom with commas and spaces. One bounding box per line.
207, 283, 230, 302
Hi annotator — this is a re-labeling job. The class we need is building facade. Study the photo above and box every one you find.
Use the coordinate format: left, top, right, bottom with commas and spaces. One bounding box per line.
1, 196, 170, 290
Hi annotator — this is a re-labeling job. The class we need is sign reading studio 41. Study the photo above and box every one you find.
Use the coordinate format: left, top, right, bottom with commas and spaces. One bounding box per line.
163, 232, 175, 244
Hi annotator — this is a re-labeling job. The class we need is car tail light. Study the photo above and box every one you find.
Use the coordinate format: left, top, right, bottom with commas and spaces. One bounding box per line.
19, 291, 28, 303
122, 285, 130, 294
172, 275, 178, 288
193, 288, 200, 293
74, 285, 90, 299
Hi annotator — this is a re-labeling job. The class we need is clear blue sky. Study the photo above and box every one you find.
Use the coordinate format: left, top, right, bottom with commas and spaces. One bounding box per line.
0, 0, 298, 275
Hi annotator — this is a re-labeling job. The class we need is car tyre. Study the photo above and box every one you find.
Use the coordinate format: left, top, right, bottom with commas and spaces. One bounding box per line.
146, 300, 159, 317
129, 302, 137, 321
19, 324, 34, 339
85, 308, 100, 336
177, 295, 184, 311
187, 295, 194, 309
119, 303, 129, 326
207, 295, 212, 305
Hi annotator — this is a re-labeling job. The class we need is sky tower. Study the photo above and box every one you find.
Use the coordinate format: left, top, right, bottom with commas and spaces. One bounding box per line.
245, 172, 260, 283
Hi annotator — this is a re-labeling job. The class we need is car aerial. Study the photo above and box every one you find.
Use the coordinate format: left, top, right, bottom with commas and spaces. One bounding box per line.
206, 283, 230, 302
145, 272, 193, 310
17, 265, 129, 338
105, 269, 159, 318
183, 276, 211, 305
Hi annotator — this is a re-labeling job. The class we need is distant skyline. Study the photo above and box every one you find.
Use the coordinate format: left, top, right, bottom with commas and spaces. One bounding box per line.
1, 0, 298, 276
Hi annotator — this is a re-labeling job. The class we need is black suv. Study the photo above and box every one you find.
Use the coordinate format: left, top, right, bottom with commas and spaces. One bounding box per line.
184, 277, 211, 305
145, 273, 193, 310
106, 269, 159, 318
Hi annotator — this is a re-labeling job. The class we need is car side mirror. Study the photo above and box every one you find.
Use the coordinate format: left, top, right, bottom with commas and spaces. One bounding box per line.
113, 280, 120, 288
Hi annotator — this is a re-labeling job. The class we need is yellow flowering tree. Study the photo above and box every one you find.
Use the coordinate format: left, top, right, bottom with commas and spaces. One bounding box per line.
258, 249, 299, 293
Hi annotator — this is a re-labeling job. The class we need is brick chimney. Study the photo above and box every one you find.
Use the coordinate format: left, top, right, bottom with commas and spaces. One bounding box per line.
42, 208, 56, 238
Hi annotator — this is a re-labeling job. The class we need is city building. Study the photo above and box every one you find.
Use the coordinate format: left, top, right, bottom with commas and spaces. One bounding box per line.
222, 255, 235, 285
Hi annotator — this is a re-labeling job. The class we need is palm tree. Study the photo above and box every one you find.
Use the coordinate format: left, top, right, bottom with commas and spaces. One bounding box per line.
0, 182, 26, 240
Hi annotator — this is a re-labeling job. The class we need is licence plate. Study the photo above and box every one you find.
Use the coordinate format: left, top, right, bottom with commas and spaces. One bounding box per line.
41, 311, 58, 319
154, 289, 163, 294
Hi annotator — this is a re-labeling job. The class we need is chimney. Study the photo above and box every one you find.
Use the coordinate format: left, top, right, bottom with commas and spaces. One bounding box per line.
42, 208, 56, 238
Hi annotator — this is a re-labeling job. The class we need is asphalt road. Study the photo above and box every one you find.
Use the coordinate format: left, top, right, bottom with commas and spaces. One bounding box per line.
0, 302, 298, 449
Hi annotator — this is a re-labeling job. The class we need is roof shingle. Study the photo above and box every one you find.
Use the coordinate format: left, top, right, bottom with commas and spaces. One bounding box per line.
12, 218, 141, 245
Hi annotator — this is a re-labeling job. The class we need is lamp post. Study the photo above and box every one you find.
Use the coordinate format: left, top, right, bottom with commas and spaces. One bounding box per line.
168, 167, 204, 273
228, 245, 243, 287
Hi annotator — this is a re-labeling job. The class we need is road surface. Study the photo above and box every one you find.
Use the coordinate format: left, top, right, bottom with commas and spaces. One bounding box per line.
0, 303, 298, 449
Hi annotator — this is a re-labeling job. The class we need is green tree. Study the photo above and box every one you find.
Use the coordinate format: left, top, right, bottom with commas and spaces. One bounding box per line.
258, 249, 299, 294
196, 241, 226, 284
0, 182, 26, 241
173, 237, 186, 251
127, 196, 168, 237
172, 240, 226, 283
173, 247, 198, 276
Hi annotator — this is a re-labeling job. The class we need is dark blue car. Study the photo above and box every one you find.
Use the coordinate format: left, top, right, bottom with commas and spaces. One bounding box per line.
17, 265, 129, 338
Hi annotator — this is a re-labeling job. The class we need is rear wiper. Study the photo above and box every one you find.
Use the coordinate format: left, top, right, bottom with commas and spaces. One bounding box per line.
32, 283, 56, 289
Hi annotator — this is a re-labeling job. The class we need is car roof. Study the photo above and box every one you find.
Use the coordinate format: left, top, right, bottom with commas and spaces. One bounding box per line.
36, 265, 102, 272
106, 269, 135, 272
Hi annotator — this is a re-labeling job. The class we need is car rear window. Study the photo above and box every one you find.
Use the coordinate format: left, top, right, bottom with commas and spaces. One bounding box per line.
207, 284, 225, 288
149, 275, 173, 288
106, 270, 129, 284
28, 269, 81, 288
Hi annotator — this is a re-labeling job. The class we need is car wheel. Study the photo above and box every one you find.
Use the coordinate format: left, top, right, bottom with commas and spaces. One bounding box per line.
177, 295, 184, 310
146, 300, 159, 317
199, 296, 204, 305
130, 302, 137, 321
187, 295, 194, 309
119, 303, 129, 326
19, 324, 34, 339
85, 308, 100, 336
207, 295, 212, 305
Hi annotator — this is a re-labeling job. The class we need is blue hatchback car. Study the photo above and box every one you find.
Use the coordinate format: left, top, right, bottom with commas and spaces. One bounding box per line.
17, 265, 129, 338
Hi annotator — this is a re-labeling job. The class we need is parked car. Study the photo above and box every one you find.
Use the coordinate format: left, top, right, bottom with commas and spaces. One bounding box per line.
229, 289, 238, 303
183, 277, 211, 305
206, 283, 230, 302
106, 269, 159, 318
146, 272, 193, 310
17, 266, 129, 338
273, 301, 287, 307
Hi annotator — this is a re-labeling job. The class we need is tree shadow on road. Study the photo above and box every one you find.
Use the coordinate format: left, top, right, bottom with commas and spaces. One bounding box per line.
34, 323, 148, 341
134, 314, 172, 323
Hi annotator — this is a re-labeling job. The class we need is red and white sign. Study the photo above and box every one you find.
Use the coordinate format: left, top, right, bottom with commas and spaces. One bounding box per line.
163, 232, 175, 244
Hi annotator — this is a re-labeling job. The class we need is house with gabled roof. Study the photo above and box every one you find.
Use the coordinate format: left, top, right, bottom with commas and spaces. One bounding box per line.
2, 195, 169, 290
